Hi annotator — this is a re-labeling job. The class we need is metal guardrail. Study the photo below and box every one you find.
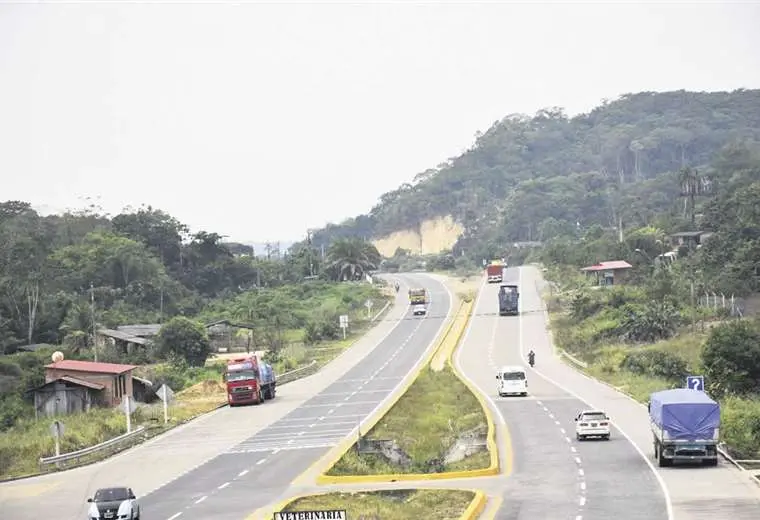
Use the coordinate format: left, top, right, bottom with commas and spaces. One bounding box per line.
560, 349, 588, 369
278, 360, 319, 385
40, 426, 146, 467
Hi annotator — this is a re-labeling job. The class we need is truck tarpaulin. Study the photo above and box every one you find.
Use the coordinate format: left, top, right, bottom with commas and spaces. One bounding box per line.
650, 388, 720, 440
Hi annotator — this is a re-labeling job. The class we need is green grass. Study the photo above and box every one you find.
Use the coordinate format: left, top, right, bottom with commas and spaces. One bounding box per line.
283, 489, 475, 520
327, 366, 489, 476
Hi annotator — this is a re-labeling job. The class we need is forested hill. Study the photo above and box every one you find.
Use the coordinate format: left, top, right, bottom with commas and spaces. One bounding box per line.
309, 89, 760, 257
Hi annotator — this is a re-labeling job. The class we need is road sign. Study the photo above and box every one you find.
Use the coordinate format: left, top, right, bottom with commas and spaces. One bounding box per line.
365, 299, 374, 309
50, 420, 65, 439
339, 314, 349, 327
274, 511, 347, 520
686, 375, 705, 392
157, 384, 175, 403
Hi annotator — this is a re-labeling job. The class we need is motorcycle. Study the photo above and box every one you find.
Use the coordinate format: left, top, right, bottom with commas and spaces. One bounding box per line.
528, 354, 535, 368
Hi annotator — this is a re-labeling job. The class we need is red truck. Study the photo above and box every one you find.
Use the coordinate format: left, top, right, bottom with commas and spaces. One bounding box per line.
223, 355, 277, 406
486, 261, 505, 283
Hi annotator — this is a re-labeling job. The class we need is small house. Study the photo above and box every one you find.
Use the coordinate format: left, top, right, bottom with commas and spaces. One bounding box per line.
30, 376, 105, 418
669, 231, 713, 250
580, 260, 633, 286
44, 360, 138, 407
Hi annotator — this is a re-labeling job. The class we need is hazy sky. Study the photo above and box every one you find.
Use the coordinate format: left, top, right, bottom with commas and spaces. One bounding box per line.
2, 1, 759, 243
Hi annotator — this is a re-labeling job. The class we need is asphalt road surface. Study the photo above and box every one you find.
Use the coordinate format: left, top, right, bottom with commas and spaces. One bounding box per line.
0, 273, 452, 520
458, 265, 760, 520
457, 266, 668, 520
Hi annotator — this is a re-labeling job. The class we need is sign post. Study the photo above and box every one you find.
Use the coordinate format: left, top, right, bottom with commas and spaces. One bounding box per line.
123, 395, 137, 433
686, 375, 705, 392
157, 384, 175, 424
50, 420, 64, 459
339, 314, 349, 339
365, 298, 374, 319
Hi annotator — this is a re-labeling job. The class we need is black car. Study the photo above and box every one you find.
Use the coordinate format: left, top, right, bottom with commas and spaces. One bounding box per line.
87, 486, 141, 520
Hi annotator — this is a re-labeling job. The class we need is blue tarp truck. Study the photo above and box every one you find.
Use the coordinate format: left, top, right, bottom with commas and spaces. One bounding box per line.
649, 388, 720, 467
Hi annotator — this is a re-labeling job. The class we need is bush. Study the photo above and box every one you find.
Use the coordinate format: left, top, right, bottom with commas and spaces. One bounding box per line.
702, 320, 760, 398
620, 349, 688, 382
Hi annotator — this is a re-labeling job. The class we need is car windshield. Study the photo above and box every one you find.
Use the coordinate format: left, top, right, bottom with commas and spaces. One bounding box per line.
582, 412, 607, 421
225, 370, 257, 382
502, 372, 525, 381
94, 488, 130, 502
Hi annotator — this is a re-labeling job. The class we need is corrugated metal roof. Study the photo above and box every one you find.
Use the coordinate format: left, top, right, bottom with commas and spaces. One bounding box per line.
116, 324, 161, 337
581, 260, 633, 272
98, 329, 148, 345
30, 375, 106, 392
45, 359, 137, 374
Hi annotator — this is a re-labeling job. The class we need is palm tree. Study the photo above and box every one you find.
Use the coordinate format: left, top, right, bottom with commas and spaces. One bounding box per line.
325, 238, 382, 282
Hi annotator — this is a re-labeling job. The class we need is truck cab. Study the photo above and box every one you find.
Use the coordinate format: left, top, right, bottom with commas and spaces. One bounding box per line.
409, 288, 427, 305
224, 355, 277, 406
496, 365, 528, 397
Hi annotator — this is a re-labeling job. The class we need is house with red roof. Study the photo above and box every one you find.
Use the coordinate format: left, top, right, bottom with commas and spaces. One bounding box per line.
580, 260, 633, 286
31, 360, 139, 418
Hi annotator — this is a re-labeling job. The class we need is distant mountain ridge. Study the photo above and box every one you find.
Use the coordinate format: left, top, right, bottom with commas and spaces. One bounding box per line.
305, 89, 760, 258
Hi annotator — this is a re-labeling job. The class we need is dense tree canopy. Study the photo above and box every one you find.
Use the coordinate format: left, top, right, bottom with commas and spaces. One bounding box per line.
306, 89, 760, 258
0, 203, 358, 354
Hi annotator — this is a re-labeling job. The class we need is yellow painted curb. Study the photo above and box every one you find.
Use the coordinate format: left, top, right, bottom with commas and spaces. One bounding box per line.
461, 490, 488, 520
431, 300, 472, 371
249, 488, 486, 520
316, 297, 502, 485
290, 299, 465, 488
313, 300, 468, 485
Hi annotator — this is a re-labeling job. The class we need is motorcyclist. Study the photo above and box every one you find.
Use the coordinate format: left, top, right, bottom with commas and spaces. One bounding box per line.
528, 349, 536, 367
394, 282, 400, 293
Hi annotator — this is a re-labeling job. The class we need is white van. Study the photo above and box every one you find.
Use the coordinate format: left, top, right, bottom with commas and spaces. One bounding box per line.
496, 365, 528, 397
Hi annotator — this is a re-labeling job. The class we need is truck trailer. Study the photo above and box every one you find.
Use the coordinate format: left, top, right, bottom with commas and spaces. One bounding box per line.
486, 263, 504, 283
408, 288, 427, 305
649, 388, 720, 467
223, 355, 277, 406
498, 284, 519, 316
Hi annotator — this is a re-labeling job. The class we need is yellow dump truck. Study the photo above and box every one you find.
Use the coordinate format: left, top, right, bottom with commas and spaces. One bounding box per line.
408, 288, 427, 304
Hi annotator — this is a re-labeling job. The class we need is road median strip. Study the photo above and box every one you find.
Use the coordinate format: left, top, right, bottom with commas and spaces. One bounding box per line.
314, 293, 499, 485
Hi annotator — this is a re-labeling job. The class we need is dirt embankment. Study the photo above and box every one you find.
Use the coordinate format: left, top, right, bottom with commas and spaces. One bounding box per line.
373, 216, 464, 257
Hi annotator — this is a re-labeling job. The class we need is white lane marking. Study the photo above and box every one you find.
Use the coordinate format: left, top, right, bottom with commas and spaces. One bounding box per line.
579, 468, 585, 476
576, 516, 582, 520
575, 456, 582, 464
309, 423, 316, 428
517, 266, 674, 520
579, 496, 586, 507
580, 481, 586, 491
168, 513, 183, 520
565, 436, 571, 443
256, 459, 266, 465
560, 427, 566, 434
194, 496, 207, 505
218, 482, 230, 490
570, 446, 577, 453
238, 469, 248, 477
272, 448, 281, 454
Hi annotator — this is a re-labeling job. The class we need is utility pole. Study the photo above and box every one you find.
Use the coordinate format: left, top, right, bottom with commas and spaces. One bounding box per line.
306, 230, 314, 277
90, 282, 97, 362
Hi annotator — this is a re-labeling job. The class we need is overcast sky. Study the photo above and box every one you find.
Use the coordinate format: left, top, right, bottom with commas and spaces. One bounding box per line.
1, 1, 759, 243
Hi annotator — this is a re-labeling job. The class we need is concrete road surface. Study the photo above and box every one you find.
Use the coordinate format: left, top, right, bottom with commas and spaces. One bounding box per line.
459, 265, 760, 520
0, 274, 452, 520
457, 267, 668, 520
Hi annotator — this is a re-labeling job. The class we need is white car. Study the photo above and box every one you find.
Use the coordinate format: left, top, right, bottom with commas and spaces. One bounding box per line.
87, 486, 141, 520
575, 409, 611, 441
412, 304, 427, 316
496, 365, 528, 397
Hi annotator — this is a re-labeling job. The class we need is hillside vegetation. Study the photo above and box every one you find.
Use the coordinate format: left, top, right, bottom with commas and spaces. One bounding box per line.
309, 89, 760, 260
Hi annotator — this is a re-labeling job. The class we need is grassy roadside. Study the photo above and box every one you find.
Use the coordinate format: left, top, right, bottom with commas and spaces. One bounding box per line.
327, 290, 489, 477
282, 489, 476, 520
0, 298, 393, 481
543, 281, 760, 462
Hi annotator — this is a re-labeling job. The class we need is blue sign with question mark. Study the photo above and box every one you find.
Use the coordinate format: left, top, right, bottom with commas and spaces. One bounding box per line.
686, 375, 705, 392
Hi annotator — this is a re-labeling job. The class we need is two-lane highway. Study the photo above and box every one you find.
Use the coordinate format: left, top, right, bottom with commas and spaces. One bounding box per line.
456, 268, 668, 520
0, 274, 452, 520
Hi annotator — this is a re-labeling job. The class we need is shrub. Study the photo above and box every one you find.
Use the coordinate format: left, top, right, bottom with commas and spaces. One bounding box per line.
620, 349, 688, 382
